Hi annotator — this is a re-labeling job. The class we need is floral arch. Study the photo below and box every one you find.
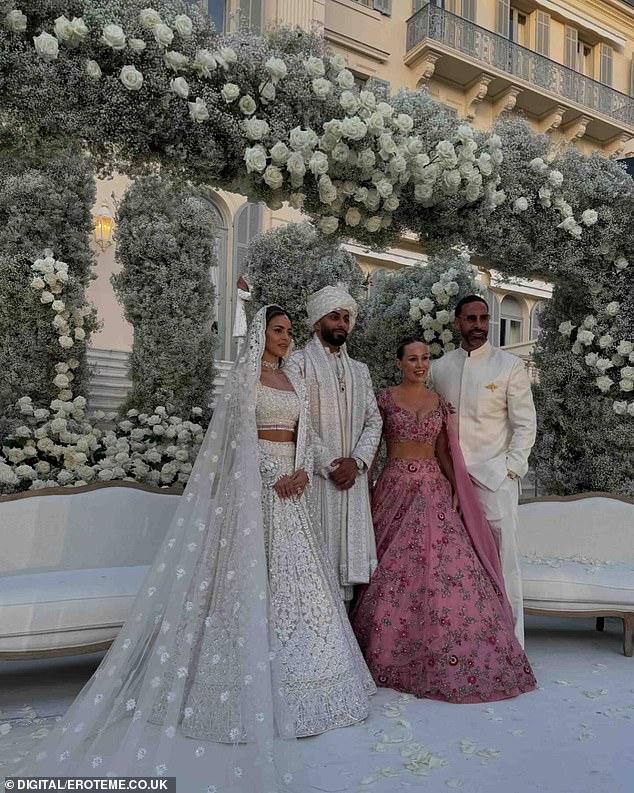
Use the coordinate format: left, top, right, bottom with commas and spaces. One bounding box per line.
0, 0, 632, 493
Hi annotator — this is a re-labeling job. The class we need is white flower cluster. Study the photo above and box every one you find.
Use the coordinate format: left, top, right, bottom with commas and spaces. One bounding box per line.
29, 253, 92, 400
558, 305, 634, 415
0, 398, 205, 494
529, 157, 594, 239
408, 266, 467, 357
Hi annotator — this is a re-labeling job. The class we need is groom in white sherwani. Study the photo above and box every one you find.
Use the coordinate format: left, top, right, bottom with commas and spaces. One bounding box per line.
429, 294, 536, 646
291, 286, 382, 603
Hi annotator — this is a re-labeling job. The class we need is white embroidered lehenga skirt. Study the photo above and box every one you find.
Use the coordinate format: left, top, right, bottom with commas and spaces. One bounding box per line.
256, 440, 375, 736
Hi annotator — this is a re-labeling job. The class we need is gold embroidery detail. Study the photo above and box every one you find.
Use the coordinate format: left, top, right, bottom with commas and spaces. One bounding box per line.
485, 382, 499, 392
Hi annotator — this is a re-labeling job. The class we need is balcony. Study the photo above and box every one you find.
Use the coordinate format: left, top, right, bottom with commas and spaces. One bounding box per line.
405, 3, 634, 145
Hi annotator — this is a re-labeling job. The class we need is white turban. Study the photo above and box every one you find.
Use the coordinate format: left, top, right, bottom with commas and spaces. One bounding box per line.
307, 285, 358, 331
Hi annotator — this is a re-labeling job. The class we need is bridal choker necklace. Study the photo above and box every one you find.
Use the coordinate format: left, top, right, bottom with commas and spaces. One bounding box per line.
261, 359, 281, 370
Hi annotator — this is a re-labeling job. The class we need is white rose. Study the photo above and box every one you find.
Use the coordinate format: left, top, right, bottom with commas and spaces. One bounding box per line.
305, 56, 325, 78
595, 358, 614, 373
339, 91, 360, 115
289, 126, 318, 153
85, 59, 102, 80
15, 465, 37, 481
393, 113, 414, 134
441, 169, 462, 193
629, 403, 634, 416
174, 14, 193, 37
54, 15, 74, 43
436, 139, 458, 168
69, 16, 88, 43
559, 320, 575, 337
357, 149, 376, 171
319, 216, 339, 235
128, 38, 147, 53
548, 170, 564, 188
243, 118, 269, 141
513, 197, 529, 212
120, 65, 143, 91
598, 334, 614, 349
621, 366, 634, 380
164, 51, 188, 72
581, 209, 598, 226
5, 10, 27, 33
101, 23, 126, 50
383, 194, 399, 212
139, 8, 162, 29
30, 276, 45, 290
336, 68, 355, 90
286, 152, 306, 179
221, 83, 240, 103
265, 57, 287, 82
359, 90, 376, 114
58, 335, 74, 349
378, 133, 397, 157
613, 400, 627, 415
605, 301, 620, 317
188, 97, 209, 123
329, 53, 347, 75
239, 95, 257, 115
192, 50, 218, 77
614, 256, 628, 271
154, 23, 173, 48
596, 376, 613, 393
619, 379, 634, 392
366, 112, 385, 136
365, 216, 382, 232
263, 165, 284, 190
270, 142, 290, 165
312, 78, 332, 100
583, 315, 597, 329
436, 310, 451, 324
309, 151, 330, 177
216, 46, 237, 67
170, 77, 189, 98
259, 81, 275, 103
617, 340, 633, 356
410, 306, 422, 321
342, 116, 367, 141
576, 329, 594, 346
345, 207, 362, 227
331, 141, 349, 163
53, 374, 70, 389
33, 31, 59, 61
244, 145, 267, 173
529, 157, 548, 174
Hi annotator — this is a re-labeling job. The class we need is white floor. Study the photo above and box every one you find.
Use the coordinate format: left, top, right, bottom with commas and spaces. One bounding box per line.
1, 617, 632, 792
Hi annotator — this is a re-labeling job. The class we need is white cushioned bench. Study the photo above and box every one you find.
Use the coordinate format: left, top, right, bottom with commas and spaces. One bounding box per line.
0, 483, 179, 658
518, 493, 634, 656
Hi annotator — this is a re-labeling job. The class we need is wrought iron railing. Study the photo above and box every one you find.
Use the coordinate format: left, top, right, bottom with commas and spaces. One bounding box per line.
406, 3, 634, 128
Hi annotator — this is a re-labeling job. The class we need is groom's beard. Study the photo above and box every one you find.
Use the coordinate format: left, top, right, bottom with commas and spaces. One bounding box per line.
322, 327, 348, 347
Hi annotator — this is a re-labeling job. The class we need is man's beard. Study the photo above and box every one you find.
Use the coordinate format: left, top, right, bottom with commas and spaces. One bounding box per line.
322, 327, 348, 347
464, 329, 488, 347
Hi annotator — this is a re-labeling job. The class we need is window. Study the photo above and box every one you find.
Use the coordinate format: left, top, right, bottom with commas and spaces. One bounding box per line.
230, 202, 262, 358
500, 295, 524, 347
495, 0, 510, 36
510, 8, 528, 46
630, 56, 634, 97
600, 43, 613, 86
478, 287, 500, 346
353, 72, 368, 92
564, 25, 577, 69
535, 11, 550, 57
530, 301, 546, 340
206, 0, 227, 32
197, 198, 228, 354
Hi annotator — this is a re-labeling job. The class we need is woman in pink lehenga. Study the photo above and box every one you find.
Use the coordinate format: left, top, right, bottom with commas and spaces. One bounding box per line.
350, 338, 536, 703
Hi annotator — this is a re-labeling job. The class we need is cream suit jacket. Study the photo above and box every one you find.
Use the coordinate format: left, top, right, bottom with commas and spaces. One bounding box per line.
428, 342, 536, 495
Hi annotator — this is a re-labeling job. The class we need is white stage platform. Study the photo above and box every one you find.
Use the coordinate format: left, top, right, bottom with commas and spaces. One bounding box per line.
1, 617, 632, 792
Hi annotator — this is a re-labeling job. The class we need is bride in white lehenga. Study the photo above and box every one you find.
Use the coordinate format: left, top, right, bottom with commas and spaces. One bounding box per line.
15, 306, 375, 791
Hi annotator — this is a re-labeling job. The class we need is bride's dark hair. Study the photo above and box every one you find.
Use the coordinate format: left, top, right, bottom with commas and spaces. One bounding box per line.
266, 304, 291, 325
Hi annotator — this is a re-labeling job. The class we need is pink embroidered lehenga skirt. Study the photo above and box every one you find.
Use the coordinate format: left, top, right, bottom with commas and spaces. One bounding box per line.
350, 457, 536, 703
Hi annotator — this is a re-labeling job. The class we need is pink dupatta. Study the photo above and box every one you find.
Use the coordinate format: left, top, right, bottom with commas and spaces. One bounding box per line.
440, 400, 515, 628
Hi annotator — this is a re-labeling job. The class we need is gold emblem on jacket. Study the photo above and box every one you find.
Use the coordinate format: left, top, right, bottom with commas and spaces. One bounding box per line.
485, 382, 499, 392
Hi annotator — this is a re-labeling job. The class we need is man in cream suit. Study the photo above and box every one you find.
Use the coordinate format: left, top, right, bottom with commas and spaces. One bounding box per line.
428, 294, 536, 645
